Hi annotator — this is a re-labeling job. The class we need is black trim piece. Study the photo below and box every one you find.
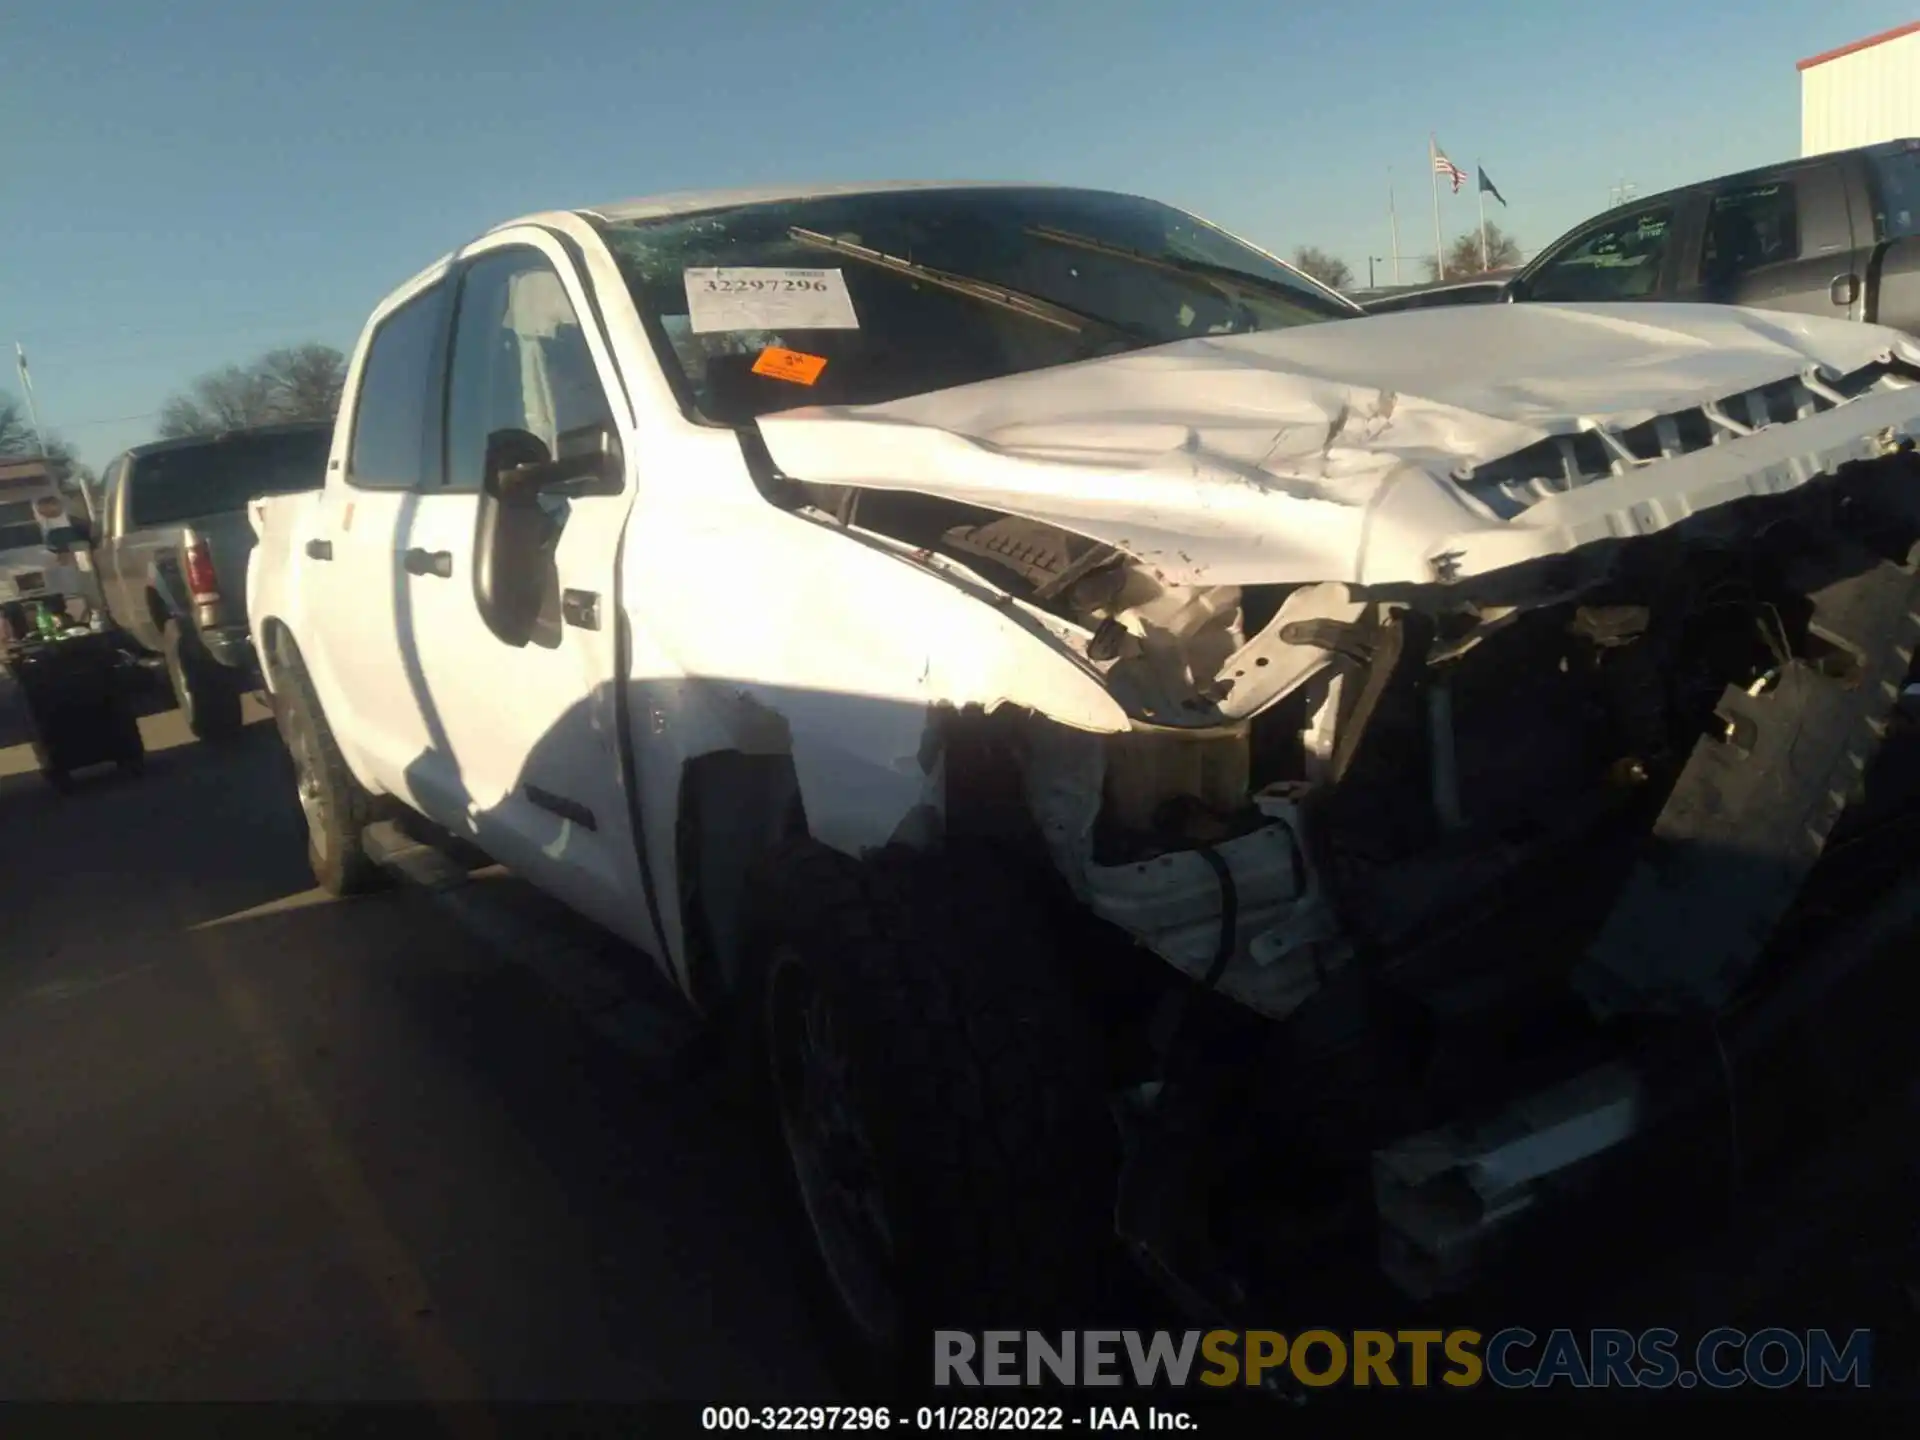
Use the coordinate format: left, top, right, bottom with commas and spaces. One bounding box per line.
524, 783, 597, 832
612, 570, 671, 972
1196, 844, 1240, 990
546, 227, 640, 432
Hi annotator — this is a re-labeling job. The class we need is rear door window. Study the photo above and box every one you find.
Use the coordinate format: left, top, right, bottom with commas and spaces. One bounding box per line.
1699, 180, 1800, 286
1524, 205, 1676, 303
346, 284, 448, 490
1869, 146, 1920, 239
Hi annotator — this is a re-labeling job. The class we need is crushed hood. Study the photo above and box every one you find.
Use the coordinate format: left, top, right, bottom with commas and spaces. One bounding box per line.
756, 303, 1920, 587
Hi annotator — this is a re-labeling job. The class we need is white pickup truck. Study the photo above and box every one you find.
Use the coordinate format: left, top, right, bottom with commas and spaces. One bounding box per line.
249, 181, 1920, 1380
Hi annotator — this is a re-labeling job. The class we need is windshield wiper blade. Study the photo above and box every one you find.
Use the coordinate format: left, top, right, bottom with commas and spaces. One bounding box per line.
1025, 225, 1355, 314
788, 226, 1145, 343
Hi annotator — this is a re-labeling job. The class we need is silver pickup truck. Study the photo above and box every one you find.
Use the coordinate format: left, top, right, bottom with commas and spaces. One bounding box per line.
93, 423, 330, 740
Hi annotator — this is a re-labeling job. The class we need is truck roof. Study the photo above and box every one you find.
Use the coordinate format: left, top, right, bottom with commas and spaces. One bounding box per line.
1577, 138, 1920, 228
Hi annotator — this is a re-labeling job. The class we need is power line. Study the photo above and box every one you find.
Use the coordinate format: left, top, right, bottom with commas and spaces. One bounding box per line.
54, 409, 163, 432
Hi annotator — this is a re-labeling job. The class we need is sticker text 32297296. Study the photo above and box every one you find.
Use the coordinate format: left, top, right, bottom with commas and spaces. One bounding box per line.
683, 266, 861, 333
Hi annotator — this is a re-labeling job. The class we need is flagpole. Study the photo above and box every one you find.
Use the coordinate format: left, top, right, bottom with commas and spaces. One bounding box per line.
1477, 161, 1490, 273
15, 344, 48, 457
1429, 136, 1446, 283
1389, 171, 1402, 285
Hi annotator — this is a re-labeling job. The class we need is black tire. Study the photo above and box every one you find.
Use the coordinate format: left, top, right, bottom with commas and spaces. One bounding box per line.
275, 658, 388, 896
162, 618, 243, 743
740, 840, 1119, 1395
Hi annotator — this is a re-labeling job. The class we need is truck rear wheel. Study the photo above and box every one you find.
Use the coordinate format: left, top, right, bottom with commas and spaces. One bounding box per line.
162, 618, 243, 743
742, 840, 1119, 1392
277, 662, 388, 896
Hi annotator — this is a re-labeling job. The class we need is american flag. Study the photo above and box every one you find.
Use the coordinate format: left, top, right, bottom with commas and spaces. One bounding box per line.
1431, 138, 1467, 193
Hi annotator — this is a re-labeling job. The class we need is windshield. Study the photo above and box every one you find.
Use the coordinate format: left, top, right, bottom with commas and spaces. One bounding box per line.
127, 428, 331, 528
595, 186, 1356, 424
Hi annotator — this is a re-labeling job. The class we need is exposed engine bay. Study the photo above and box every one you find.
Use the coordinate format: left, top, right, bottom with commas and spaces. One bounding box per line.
734, 309, 1920, 1322
772, 433, 1920, 1310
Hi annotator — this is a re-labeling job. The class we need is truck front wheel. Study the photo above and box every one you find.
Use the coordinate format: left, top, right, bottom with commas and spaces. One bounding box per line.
162, 618, 243, 743
743, 840, 1119, 1392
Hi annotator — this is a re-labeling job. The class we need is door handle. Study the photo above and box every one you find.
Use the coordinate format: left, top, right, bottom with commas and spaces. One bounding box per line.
403, 548, 453, 579
1831, 273, 1860, 307
561, 589, 601, 630
305, 539, 332, 561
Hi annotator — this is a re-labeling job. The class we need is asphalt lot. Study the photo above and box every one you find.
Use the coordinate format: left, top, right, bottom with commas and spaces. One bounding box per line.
0, 674, 831, 1403
3, 665, 1919, 1410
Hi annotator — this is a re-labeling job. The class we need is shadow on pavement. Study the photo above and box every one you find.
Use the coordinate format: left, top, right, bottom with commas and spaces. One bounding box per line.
0, 667, 831, 1402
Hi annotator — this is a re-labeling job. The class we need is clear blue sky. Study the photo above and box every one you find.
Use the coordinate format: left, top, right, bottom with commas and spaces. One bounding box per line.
3, 0, 1916, 470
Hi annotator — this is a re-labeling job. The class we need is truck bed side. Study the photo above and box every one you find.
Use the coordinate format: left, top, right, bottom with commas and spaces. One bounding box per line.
245, 487, 323, 692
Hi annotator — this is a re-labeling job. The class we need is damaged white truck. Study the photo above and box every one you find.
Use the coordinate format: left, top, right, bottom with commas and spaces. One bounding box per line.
248, 182, 1920, 1375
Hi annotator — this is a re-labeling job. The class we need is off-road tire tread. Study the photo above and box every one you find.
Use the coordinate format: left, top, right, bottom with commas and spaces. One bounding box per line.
163, 618, 243, 743
750, 839, 1118, 1374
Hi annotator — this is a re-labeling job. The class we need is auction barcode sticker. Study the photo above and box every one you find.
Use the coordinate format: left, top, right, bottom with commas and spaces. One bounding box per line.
684, 267, 859, 333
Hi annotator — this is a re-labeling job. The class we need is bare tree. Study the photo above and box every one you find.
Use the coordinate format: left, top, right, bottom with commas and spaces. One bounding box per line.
1, 393, 86, 482
1290, 246, 1354, 291
0, 395, 37, 458
1423, 223, 1524, 282
158, 364, 280, 438
260, 343, 348, 423
158, 343, 348, 439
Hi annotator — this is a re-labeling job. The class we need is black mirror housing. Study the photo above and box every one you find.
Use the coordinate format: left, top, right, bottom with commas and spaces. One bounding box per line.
473, 424, 623, 648
486, 424, 624, 503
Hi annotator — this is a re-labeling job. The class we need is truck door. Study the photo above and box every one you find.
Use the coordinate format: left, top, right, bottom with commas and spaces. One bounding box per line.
303, 276, 453, 801
1683, 161, 1859, 321
1860, 143, 1920, 334
398, 233, 650, 951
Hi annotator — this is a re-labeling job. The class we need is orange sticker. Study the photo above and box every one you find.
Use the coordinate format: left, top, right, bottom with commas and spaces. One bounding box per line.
752, 346, 828, 386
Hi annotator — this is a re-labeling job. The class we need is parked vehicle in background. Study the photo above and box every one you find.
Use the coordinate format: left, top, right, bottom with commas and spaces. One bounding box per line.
250, 180, 1920, 1389
1363, 137, 1920, 330
92, 423, 331, 740
0, 455, 101, 638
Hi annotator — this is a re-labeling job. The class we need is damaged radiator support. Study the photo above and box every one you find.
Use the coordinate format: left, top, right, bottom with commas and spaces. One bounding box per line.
1574, 542, 1920, 1019
1371, 542, 1920, 1298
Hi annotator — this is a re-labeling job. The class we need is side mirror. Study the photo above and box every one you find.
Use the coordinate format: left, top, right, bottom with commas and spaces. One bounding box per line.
473, 424, 622, 647
490, 424, 623, 502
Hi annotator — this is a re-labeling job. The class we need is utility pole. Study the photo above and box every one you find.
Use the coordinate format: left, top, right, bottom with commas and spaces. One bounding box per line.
14, 344, 48, 457
1389, 171, 1402, 285
1429, 137, 1446, 283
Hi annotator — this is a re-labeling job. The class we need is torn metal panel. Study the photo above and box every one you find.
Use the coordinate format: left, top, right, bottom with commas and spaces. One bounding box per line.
1573, 545, 1920, 1018
755, 306, 1920, 587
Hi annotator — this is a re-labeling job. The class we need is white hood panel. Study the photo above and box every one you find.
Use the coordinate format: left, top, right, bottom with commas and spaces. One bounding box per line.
756, 303, 1920, 586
